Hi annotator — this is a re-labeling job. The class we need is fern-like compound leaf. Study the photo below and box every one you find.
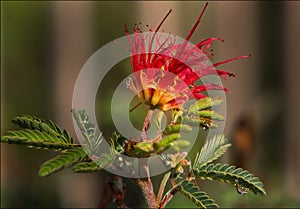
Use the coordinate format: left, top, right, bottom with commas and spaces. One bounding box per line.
188, 97, 224, 114
39, 148, 89, 177
154, 133, 180, 149
193, 110, 224, 121
72, 161, 101, 173
193, 163, 266, 195
72, 110, 95, 142
107, 132, 127, 153
72, 152, 113, 173
179, 180, 219, 208
1, 129, 80, 150
163, 124, 192, 135
182, 116, 218, 129
12, 115, 73, 143
72, 109, 103, 154
185, 97, 224, 129
193, 134, 231, 169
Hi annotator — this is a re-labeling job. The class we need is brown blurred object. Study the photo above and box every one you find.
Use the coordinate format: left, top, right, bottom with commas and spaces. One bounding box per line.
98, 175, 129, 209
284, 2, 300, 201
232, 114, 256, 170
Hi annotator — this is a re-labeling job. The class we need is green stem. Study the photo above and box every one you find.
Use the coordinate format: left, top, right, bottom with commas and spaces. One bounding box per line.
156, 172, 171, 207
159, 185, 180, 209
130, 101, 142, 112
159, 178, 185, 208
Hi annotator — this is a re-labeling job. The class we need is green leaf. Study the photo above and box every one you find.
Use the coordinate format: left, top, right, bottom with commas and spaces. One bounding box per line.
72, 161, 101, 173
171, 140, 191, 152
163, 124, 192, 135
72, 110, 96, 144
179, 180, 219, 208
73, 153, 113, 173
188, 97, 224, 114
39, 147, 88, 177
108, 132, 127, 153
1, 129, 80, 150
183, 97, 224, 130
193, 134, 231, 169
193, 110, 224, 121
72, 109, 103, 154
154, 133, 181, 153
171, 109, 184, 123
182, 116, 218, 129
193, 163, 266, 195
12, 115, 73, 143
133, 141, 153, 155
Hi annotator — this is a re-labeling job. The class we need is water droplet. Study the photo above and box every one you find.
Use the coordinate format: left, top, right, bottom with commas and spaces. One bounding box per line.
202, 123, 210, 130
235, 184, 249, 195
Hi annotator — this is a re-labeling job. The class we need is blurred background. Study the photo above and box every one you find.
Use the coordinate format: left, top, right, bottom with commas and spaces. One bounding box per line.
1, 1, 300, 208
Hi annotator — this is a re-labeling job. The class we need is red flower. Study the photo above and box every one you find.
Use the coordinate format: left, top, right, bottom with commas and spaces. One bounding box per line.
125, 3, 249, 112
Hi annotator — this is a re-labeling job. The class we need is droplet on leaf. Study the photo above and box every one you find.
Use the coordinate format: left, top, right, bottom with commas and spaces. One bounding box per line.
235, 183, 249, 195
202, 123, 210, 130
236, 186, 249, 195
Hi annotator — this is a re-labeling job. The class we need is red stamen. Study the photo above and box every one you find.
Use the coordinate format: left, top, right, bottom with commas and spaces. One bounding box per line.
213, 55, 251, 67
185, 2, 209, 41
196, 37, 224, 49
170, 3, 209, 70
148, 9, 173, 55
193, 84, 230, 93
155, 9, 173, 33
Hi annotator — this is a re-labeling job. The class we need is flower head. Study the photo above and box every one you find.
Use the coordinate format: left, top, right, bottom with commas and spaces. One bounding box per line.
125, 3, 249, 112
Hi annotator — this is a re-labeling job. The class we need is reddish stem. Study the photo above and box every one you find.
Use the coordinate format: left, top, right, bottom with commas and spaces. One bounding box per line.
141, 110, 153, 141
135, 109, 157, 208
135, 177, 157, 209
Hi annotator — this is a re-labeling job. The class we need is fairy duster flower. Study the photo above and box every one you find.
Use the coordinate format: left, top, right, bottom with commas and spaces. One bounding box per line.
125, 3, 249, 112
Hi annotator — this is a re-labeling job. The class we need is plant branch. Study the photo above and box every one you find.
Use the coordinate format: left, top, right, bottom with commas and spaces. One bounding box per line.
159, 184, 180, 208
159, 177, 186, 208
133, 109, 157, 208
98, 175, 129, 209
135, 176, 156, 208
